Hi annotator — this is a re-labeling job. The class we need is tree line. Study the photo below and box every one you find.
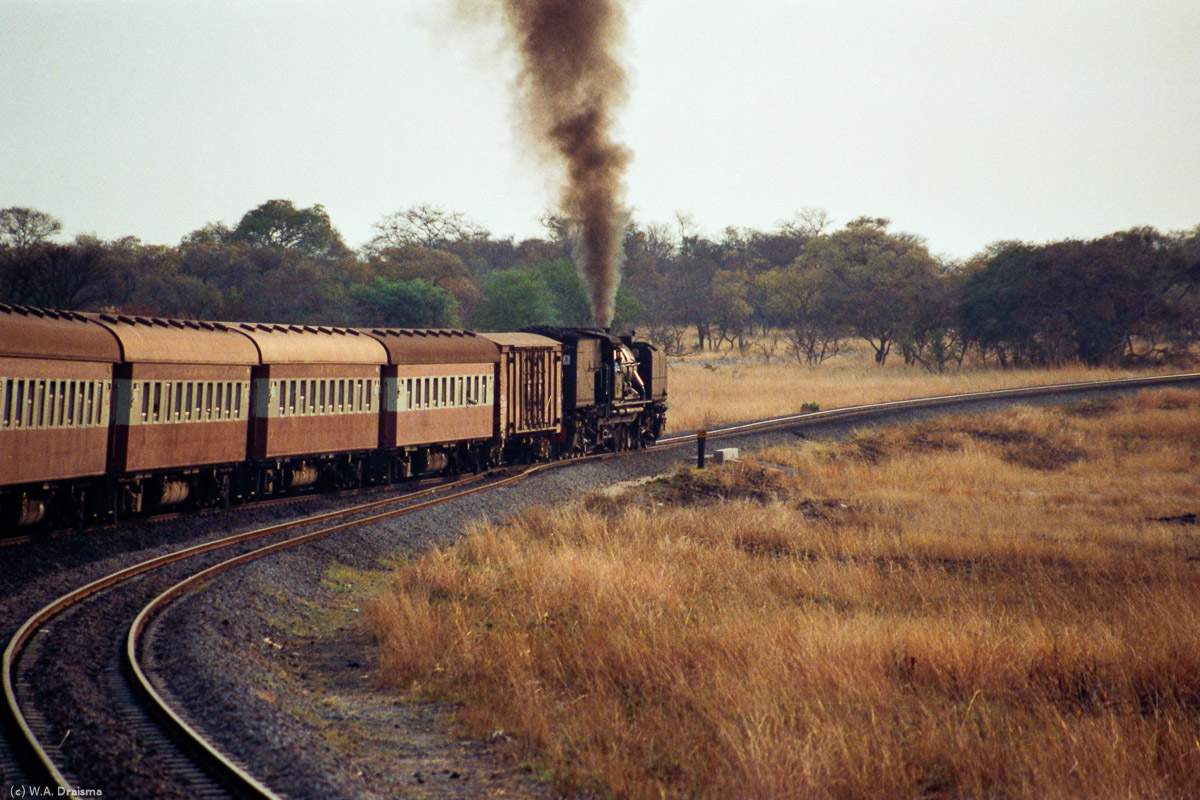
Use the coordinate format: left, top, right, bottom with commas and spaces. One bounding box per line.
2, 202, 1198, 369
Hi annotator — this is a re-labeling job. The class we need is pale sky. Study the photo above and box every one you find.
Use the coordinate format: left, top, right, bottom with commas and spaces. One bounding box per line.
2, 0, 1198, 260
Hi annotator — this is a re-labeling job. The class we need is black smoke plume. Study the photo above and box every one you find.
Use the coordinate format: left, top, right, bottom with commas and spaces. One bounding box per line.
461, 0, 631, 327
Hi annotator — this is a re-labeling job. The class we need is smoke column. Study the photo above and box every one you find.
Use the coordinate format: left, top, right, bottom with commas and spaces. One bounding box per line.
461, 0, 632, 327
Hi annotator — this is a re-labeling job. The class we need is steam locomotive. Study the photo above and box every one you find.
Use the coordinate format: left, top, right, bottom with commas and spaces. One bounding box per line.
0, 304, 667, 530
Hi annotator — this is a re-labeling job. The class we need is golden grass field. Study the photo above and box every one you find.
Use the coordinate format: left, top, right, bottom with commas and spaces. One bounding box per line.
369, 388, 1200, 799
664, 343, 1186, 432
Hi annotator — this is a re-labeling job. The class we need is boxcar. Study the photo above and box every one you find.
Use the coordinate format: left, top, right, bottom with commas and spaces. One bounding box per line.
0, 305, 118, 526
477, 332, 562, 460
236, 323, 387, 493
363, 328, 499, 476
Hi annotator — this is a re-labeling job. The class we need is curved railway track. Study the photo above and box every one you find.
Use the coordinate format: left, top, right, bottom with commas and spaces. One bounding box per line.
3, 470, 535, 798
4, 372, 1200, 798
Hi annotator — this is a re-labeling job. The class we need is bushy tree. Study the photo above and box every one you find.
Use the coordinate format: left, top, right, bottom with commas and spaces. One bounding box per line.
474, 269, 561, 331
795, 217, 944, 365
229, 199, 348, 257
349, 277, 460, 328
365, 245, 481, 318
0, 207, 62, 247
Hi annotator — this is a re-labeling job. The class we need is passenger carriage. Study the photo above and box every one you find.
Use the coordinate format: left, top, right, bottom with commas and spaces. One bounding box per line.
234, 323, 387, 495
0, 305, 118, 526
86, 313, 259, 517
362, 328, 499, 478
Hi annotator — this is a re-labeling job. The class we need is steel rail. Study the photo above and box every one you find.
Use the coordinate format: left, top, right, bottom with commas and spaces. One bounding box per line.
122, 459, 562, 799
2, 472, 483, 794
653, 371, 1200, 447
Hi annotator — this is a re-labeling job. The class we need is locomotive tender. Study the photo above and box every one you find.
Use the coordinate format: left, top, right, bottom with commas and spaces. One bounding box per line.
0, 305, 667, 530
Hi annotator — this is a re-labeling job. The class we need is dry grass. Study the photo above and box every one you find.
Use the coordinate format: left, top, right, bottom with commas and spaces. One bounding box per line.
369, 389, 1200, 799
665, 342, 1187, 432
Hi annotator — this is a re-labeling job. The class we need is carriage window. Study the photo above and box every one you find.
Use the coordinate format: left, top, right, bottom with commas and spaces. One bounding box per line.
319, 380, 326, 414
171, 383, 181, 422
46, 380, 57, 428
22, 379, 33, 428
33, 380, 45, 428
224, 382, 233, 419
152, 382, 162, 423
15, 380, 26, 428
234, 383, 242, 420
2, 379, 12, 428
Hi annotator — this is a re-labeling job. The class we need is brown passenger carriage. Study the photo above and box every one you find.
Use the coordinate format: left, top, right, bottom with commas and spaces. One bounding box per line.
88, 313, 259, 514
363, 328, 499, 476
235, 323, 386, 494
0, 305, 117, 526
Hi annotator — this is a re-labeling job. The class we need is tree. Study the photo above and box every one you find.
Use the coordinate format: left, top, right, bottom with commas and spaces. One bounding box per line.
180, 221, 233, 247
756, 265, 846, 364
229, 199, 348, 257
366, 204, 489, 252
473, 269, 561, 331
797, 217, 943, 365
0, 238, 111, 308
365, 245, 481, 317
0, 207, 62, 247
349, 277, 460, 328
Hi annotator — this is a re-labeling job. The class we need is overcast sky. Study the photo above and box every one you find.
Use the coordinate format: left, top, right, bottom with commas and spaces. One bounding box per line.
2, 0, 1198, 259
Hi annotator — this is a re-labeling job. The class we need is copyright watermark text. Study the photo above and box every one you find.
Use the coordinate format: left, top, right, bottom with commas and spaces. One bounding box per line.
8, 787, 103, 798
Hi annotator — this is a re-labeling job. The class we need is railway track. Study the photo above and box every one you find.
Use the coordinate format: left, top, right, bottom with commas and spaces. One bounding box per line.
4, 373, 1199, 798
2, 468, 546, 799
656, 371, 1200, 447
